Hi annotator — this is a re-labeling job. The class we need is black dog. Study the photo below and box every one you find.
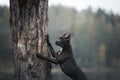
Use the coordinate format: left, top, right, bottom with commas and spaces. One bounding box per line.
36, 33, 88, 80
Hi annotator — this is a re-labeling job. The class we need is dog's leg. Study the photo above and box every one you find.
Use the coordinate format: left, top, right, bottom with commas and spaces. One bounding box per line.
46, 35, 58, 58
36, 53, 58, 65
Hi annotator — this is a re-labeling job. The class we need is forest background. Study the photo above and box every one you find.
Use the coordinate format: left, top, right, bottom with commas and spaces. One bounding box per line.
0, 4, 120, 80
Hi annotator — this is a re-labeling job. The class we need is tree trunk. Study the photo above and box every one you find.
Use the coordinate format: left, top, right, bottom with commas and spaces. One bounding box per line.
10, 0, 51, 80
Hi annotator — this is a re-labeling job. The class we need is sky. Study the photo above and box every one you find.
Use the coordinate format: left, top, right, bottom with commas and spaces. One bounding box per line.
0, 0, 120, 14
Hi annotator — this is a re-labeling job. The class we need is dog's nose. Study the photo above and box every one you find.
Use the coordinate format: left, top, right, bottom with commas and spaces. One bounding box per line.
55, 41, 59, 45
55, 41, 58, 44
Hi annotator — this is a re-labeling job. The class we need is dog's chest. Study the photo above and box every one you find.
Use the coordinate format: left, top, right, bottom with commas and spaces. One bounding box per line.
58, 48, 63, 55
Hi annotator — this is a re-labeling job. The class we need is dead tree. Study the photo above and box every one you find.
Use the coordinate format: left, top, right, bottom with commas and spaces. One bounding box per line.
10, 0, 51, 80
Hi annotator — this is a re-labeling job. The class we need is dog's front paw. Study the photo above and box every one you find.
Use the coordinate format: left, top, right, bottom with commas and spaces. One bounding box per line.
36, 53, 45, 59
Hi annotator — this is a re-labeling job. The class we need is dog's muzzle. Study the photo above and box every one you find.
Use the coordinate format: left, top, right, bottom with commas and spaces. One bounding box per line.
55, 41, 60, 46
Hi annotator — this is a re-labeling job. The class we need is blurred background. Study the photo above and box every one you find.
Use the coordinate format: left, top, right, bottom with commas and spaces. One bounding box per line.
0, 0, 120, 80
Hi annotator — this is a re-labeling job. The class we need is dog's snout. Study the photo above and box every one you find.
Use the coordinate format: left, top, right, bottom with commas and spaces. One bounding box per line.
55, 41, 60, 45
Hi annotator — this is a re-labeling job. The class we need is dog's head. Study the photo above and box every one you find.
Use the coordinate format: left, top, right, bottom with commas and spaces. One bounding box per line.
55, 33, 71, 47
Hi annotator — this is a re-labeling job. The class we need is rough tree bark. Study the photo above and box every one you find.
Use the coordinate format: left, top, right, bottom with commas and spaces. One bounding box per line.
10, 0, 51, 80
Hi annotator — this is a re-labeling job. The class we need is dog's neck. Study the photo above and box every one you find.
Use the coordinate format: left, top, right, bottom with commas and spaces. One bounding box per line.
62, 43, 71, 51
61, 43, 73, 56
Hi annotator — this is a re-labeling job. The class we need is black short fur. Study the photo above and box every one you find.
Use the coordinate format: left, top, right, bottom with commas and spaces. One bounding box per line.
36, 34, 88, 80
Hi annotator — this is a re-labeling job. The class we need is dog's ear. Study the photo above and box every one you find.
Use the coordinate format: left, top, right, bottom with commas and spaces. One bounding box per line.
63, 33, 66, 37
66, 34, 71, 41
59, 33, 66, 39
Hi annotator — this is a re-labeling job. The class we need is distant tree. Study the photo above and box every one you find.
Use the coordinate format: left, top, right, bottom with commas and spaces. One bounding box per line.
10, 0, 51, 80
